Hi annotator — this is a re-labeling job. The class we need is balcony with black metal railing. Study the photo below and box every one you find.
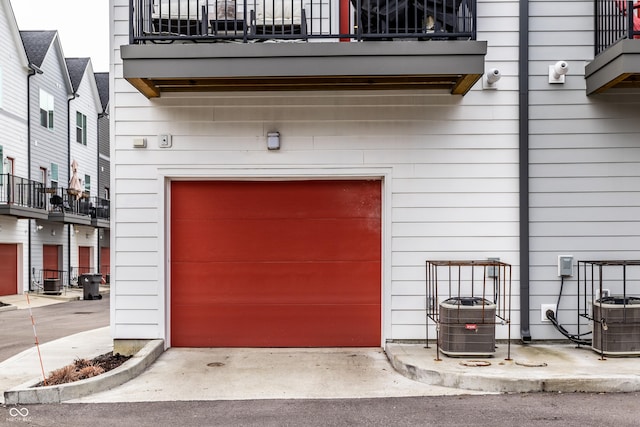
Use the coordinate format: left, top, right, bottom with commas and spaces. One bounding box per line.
123, 0, 486, 96
89, 196, 111, 228
587, 0, 640, 94
45, 187, 93, 226
0, 174, 49, 220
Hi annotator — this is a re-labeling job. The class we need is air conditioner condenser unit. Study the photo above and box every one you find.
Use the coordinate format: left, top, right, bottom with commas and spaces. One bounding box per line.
592, 296, 640, 356
439, 297, 496, 357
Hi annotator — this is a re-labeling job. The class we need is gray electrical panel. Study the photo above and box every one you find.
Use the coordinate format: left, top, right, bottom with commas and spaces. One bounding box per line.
558, 255, 574, 277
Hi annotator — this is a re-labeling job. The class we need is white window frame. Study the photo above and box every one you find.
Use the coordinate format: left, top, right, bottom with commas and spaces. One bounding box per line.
76, 111, 87, 145
50, 163, 58, 188
84, 174, 91, 194
39, 89, 54, 129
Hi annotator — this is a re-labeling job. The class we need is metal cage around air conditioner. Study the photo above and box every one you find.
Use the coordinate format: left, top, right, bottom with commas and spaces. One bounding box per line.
577, 260, 640, 357
426, 260, 512, 360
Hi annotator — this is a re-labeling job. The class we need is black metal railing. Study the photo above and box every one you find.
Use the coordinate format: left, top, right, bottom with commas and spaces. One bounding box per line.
129, 0, 476, 43
45, 187, 92, 217
89, 196, 111, 221
0, 173, 46, 209
33, 269, 68, 294
595, 0, 640, 56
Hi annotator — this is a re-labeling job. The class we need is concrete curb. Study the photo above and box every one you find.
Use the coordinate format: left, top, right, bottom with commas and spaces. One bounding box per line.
0, 304, 17, 313
385, 343, 640, 393
4, 339, 164, 404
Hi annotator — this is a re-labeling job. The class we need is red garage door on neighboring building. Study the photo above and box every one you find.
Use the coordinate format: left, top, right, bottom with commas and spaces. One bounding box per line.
43, 245, 60, 280
79, 246, 91, 275
171, 180, 382, 347
0, 244, 18, 296
100, 246, 110, 282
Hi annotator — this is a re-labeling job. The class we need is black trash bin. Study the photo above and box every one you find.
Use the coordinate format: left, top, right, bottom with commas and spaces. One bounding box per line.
80, 274, 103, 300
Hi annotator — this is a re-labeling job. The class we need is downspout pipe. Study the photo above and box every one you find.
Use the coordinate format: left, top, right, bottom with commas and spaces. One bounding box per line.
97, 111, 105, 278
519, 0, 532, 341
67, 92, 79, 286
27, 64, 43, 291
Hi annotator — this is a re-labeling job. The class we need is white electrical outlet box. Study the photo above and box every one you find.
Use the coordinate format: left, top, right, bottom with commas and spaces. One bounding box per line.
558, 255, 573, 277
159, 134, 172, 148
541, 304, 557, 322
133, 137, 147, 148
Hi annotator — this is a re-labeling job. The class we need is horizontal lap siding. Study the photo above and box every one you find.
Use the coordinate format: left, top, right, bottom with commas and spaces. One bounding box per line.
70, 68, 100, 197
1, 5, 29, 293
529, 0, 640, 339
111, 0, 521, 342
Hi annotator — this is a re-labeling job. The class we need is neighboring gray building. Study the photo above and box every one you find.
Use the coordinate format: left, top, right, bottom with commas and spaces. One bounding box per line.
0, 0, 110, 296
95, 71, 110, 278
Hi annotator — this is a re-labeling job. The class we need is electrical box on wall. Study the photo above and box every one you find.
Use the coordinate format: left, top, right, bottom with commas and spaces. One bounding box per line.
159, 134, 172, 148
558, 255, 574, 277
486, 257, 500, 278
133, 137, 147, 148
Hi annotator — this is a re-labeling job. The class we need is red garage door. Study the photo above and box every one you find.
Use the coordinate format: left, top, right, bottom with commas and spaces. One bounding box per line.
79, 246, 91, 275
171, 180, 381, 347
100, 246, 110, 282
0, 244, 18, 296
43, 245, 60, 279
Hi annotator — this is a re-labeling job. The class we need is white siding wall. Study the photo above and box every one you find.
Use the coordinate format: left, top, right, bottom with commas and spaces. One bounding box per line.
29, 36, 72, 285
70, 63, 101, 274
529, 0, 640, 339
111, 0, 521, 342
0, 1, 29, 293
29, 42, 70, 187
70, 64, 99, 198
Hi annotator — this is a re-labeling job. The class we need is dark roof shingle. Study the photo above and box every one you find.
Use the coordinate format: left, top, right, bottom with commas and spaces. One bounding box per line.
20, 30, 57, 67
94, 72, 110, 111
65, 58, 90, 92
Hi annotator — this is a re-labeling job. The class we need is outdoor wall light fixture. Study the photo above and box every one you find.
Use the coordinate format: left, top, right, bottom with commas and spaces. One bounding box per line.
267, 132, 280, 150
549, 61, 569, 84
133, 137, 147, 148
36, 225, 44, 231
483, 68, 501, 90
51, 230, 56, 236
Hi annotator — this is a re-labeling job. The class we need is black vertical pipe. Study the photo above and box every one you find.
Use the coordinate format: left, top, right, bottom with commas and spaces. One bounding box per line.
97, 112, 101, 277
519, 0, 531, 341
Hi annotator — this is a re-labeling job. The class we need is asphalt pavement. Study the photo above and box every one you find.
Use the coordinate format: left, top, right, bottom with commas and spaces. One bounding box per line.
4, 393, 640, 427
0, 292, 109, 361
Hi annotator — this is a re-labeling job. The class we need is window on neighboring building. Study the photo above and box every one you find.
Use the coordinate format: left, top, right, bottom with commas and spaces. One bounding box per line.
76, 112, 87, 145
50, 163, 58, 188
39, 89, 54, 129
104, 187, 110, 200
84, 174, 91, 194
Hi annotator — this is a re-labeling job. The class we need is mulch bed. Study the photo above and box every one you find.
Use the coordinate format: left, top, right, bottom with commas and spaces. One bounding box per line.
91, 352, 132, 371
36, 352, 132, 387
